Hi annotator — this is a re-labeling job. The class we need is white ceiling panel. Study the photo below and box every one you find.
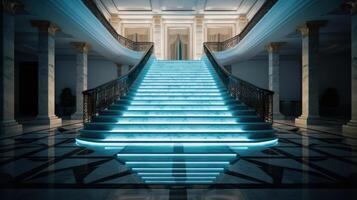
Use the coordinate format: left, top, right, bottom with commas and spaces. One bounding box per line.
114, 0, 152, 11
204, 0, 242, 11
97, 0, 266, 15
159, 0, 198, 11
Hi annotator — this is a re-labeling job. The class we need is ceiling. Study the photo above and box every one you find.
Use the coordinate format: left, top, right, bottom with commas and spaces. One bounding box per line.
95, 0, 265, 17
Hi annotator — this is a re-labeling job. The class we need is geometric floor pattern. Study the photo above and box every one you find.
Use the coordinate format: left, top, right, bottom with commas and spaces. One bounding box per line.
1, 122, 357, 199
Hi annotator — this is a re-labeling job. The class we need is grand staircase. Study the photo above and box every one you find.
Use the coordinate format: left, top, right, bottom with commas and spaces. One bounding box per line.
77, 59, 277, 184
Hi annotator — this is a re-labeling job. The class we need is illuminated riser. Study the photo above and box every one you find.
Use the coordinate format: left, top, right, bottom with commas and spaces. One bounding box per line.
126, 163, 228, 168
137, 172, 220, 177
117, 154, 236, 162
134, 89, 223, 92
108, 105, 247, 111
102, 117, 259, 124
77, 131, 275, 142
84, 123, 271, 131
131, 168, 225, 173
99, 110, 256, 116
125, 96, 229, 100
117, 100, 229, 105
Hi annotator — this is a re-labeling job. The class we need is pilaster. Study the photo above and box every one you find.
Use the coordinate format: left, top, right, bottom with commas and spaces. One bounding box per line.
195, 15, 204, 59
71, 42, 90, 120
266, 42, 285, 120
295, 21, 326, 126
343, 1, 357, 137
0, 0, 23, 135
153, 15, 162, 59
237, 15, 248, 34
31, 20, 62, 127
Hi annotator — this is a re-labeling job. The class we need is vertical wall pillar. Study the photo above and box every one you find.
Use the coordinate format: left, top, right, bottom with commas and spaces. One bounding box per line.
237, 15, 248, 34
31, 21, 62, 127
0, 1, 22, 135
71, 42, 90, 120
153, 16, 162, 59
195, 15, 204, 59
110, 15, 122, 35
343, 2, 357, 137
120, 65, 130, 76
266, 42, 285, 120
295, 21, 326, 126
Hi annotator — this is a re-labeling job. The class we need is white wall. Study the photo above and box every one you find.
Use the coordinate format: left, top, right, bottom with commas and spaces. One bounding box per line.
231, 57, 301, 101
55, 58, 118, 102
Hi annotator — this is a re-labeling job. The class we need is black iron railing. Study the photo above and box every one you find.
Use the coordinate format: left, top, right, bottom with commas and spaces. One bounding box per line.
82, 0, 152, 51
204, 43, 274, 123
83, 45, 154, 122
206, 0, 277, 52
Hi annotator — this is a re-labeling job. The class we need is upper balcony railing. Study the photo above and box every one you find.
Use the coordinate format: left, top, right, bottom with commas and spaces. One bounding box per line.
81, 0, 154, 122
205, 0, 277, 52
82, 0, 152, 51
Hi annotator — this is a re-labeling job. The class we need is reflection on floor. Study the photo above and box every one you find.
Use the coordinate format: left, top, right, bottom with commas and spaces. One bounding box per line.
1, 122, 357, 200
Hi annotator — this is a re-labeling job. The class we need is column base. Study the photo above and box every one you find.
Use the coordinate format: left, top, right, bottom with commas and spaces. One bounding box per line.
32, 115, 62, 128
273, 113, 285, 120
0, 120, 23, 135
71, 112, 83, 120
343, 120, 357, 139
294, 115, 322, 127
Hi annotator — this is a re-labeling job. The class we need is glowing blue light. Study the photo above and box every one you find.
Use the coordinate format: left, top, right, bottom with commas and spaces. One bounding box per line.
137, 173, 220, 175
145, 180, 214, 184
141, 177, 216, 179
117, 153, 236, 157
131, 168, 225, 171
126, 161, 229, 164
76, 138, 278, 147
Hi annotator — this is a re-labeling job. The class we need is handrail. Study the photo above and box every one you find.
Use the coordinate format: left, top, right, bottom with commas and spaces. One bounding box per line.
83, 44, 154, 122
206, 0, 277, 52
204, 43, 274, 123
82, 0, 152, 51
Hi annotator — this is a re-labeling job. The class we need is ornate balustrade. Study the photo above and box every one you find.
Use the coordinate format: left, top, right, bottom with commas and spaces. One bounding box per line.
82, 0, 151, 51
204, 43, 274, 123
83, 45, 154, 122
210, 0, 277, 52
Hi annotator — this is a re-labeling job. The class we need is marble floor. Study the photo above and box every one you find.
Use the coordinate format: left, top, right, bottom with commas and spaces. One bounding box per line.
0, 122, 357, 200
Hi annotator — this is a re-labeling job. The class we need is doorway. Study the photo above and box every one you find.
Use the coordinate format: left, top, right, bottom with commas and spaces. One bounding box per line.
19, 62, 38, 117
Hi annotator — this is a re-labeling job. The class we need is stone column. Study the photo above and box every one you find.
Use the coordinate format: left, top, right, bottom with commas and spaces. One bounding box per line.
295, 21, 326, 126
343, 2, 357, 137
266, 42, 285, 120
0, 1, 23, 135
71, 42, 90, 120
110, 15, 121, 35
195, 15, 204, 59
153, 16, 162, 59
31, 21, 62, 127
237, 15, 248, 34
120, 65, 130, 76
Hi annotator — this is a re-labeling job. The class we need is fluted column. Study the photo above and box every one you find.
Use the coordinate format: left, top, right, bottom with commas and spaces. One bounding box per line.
71, 42, 90, 120
295, 21, 326, 126
343, 1, 357, 137
153, 16, 162, 59
195, 15, 204, 59
31, 20, 62, 127
266, 42, 285, 120
0, 1, 23, 135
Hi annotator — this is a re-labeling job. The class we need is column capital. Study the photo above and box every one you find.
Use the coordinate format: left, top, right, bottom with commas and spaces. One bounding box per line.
265, 42, 286, 53
71, 42, 90, 53
297, 21, 327, 36
342, 0, 357, 14
238, 14, 248, 22
1, 0, 22, 13
31, 20, 60, 36
110, 14, 121, 23
195, 15, 204, 20
153, 15, 162, 21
